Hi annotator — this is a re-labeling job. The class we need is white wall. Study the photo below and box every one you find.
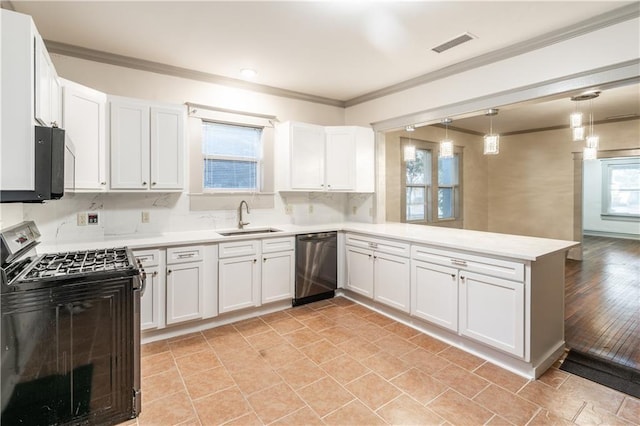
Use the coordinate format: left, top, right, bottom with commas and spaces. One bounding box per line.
0, 204, 24, 229
583, 159, 640, 237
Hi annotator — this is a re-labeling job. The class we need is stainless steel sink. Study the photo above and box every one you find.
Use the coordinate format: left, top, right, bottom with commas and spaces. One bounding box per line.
218, 228, 283, 237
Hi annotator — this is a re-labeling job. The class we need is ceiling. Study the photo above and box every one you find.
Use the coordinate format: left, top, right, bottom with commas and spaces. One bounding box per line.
10, 0, 634, 103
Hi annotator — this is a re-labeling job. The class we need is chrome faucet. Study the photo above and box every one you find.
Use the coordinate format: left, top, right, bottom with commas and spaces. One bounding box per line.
238, 200, 250, 229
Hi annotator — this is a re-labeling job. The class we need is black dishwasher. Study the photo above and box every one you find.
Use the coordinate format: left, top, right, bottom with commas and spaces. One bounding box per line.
293, 232, 337, 306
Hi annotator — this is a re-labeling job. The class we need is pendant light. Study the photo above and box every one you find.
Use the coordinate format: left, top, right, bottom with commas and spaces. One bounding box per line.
570, 91, 599, 144
404, 125, 416, 161
585, 98, 599, 150
483, 109, 499, 155
439, 118, 454, 158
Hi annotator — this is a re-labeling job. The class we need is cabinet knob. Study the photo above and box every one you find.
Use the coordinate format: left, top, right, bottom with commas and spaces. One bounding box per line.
152, 182, 157, 186
143, 181, 148, 186
460, 276, 465, 281
152, 271, 158, 277
253, 259, 257, 263
101, 182, 106, 186
451, 274, 456, 279
263, 258, 267, 263
167, 269, 172, 275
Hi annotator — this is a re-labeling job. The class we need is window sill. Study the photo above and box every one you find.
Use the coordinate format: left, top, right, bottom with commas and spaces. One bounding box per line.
600, 214, 640, 222
189, 192, 275, 211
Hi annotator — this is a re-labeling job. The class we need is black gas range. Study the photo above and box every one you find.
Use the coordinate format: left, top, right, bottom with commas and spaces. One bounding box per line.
0, 221, 143, 425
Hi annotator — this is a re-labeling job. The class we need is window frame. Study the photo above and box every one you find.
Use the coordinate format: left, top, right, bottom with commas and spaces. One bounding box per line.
201, 120, 264, 193
400, 137, 463, 227
601, 157, 640, 221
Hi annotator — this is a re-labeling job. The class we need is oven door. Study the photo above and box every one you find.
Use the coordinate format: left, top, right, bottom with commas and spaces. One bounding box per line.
1, 277, 137, 425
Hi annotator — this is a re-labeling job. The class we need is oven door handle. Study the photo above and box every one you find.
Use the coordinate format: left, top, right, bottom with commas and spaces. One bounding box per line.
139, 270, 147, 297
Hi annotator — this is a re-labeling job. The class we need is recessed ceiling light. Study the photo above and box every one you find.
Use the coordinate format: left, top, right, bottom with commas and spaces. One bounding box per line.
240, 68, 257, 80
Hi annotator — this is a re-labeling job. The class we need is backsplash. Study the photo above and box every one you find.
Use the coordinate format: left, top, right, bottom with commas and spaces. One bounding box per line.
23, 191, 374, 245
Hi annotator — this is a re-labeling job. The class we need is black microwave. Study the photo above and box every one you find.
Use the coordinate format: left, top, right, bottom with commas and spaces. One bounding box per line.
0, 126, 65, 203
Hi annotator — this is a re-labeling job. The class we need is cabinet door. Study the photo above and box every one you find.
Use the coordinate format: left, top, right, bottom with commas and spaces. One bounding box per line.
374, 252, 410, 313
62, 80, 107, 190
219, 255, 260, 313
110, 100, 150, 190
411, 261, 458, 331
262, 250, 294, 304
166, 262, 204, 325
34, 35, 52, 127
141, 266, 161, 330
345, 246, 374, 298
325, 128, 355, 191
459, 271, 524, 357
150, 106, 184, 190
290, 123, 325, 190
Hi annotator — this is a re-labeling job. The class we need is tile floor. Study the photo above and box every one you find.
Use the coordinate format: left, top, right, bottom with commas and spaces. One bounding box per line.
122, 297, 640, 426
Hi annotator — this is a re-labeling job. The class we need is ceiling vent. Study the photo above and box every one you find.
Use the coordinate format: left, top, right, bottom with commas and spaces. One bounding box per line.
431, 33, 475, 53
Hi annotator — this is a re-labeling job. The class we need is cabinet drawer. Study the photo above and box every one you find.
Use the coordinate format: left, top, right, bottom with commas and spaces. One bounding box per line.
411, 245, 524, 282
219, 240, 259, 259
262, 237, 295, 254
133, 249, 161, 267
167, 246, 204, 264
346, 233, 410, 257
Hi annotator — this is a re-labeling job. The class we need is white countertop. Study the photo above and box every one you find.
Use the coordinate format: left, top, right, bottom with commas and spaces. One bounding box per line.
38, 222, 579, 261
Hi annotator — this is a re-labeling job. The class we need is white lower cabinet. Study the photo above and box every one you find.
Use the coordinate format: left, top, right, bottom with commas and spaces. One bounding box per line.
411, 244, 525, 358
345, 234, 410, 313
218, 240, 261, 314
262, 249, 295, 304
411, 260, 458, 332
134, 248, 166, 331
219, 237, 295, 313
219, 255, 260, 313
166, 246, 204, 325
459, 271, 524, 357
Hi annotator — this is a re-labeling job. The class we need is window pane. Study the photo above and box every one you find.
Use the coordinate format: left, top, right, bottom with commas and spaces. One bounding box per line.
406, 149, 431, 185
202, 122, 261, 158
610, 165, 640, 190
438, 188, 454, 219
438, 155, 458, 186
609, 190, 640, 215
406, 187, 425, 221
204, 159, 257, 189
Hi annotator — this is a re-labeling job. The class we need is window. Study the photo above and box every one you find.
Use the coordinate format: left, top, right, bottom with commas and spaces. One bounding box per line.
602, 157, 640, 219
202, 122, 262, 191
401, 138, 462, 226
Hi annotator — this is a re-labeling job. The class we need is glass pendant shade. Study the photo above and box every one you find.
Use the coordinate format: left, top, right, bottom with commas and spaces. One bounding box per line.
404, 145, 416, 162
572, 126, 585, 141
570, 112, 583, 128
586, 135, 599, 149
439, 139, 454, 158
583, 147, 597, 160
483, 134, 500, 155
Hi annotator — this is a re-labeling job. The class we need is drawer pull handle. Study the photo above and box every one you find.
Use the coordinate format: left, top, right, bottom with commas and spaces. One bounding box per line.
451, 259, 467, 267
177, 253, 194, 258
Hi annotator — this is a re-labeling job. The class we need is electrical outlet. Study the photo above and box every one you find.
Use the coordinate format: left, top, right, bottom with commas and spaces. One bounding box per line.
308, 204, 314, 214
77, 213, 87, 226
352, 206, 357, 215
141, 211, 150, 223
87, 212, 99, 225
285, 205, 293, 215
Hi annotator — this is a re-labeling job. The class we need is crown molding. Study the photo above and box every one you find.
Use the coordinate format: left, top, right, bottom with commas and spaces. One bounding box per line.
345, 3, 640, 107
0, 1, 16, 10
44, 40, 345, 108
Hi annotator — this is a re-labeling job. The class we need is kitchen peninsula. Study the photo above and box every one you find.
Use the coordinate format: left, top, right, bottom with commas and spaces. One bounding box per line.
40, 222, 578, 379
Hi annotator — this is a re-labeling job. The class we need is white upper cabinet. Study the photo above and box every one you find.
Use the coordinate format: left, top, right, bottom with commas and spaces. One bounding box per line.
34, 34, 61, 128
275, 121, 375, 193
110, 97, 184, 191
1, 10, 61, 192
289, 122, 325, 190
62, 79, 107, 191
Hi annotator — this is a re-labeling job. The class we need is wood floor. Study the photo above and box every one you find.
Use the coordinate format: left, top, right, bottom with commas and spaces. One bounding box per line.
565, 235, 640, 370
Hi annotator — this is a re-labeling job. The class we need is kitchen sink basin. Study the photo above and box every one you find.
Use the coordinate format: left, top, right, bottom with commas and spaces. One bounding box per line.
218, 228, 283, 237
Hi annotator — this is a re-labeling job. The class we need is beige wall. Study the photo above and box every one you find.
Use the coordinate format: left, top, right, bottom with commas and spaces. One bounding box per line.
384, 126, 488, 231
384, 119, 640, 241
487, 119, 639, 240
